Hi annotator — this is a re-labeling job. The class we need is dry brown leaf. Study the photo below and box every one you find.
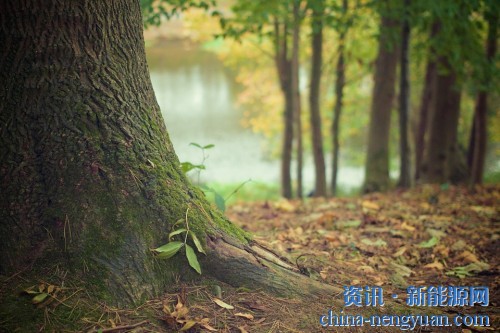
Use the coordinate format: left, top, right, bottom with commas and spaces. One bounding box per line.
213, 298, 234, 310
424, 260, 444, 270
235, 312, 254, 320
457, 250, 479, 263
319, 270, 328, 280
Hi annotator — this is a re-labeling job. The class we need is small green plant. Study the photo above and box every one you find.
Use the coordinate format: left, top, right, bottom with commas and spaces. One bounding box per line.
180, 142, 214, 185
152, 208, 206, 274
180, 142, 250, 213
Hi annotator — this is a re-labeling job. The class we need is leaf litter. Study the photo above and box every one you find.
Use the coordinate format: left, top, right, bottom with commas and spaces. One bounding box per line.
2, 185, 498, 332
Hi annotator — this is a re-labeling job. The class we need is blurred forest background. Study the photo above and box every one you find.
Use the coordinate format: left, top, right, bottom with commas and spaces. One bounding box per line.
140, 0, 499, 201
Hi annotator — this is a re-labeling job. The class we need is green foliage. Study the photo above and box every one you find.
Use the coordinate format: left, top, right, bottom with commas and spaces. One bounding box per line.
140, 0, 217, 27
153, 212, 205, 274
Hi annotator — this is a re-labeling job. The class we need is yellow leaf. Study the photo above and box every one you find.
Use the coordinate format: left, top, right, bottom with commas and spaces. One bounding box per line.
424, 260, 444, 270
319, 270, 328, 280
362, 201, 380, 210
235, 312, 254, 320
400, 222, 415, 232
179, 320, 197, 331
200, 322, 218, 331
274, 199, 295, 212
213, 298, 234, 310
393, 246, 407, 257
47, 285, 55, 294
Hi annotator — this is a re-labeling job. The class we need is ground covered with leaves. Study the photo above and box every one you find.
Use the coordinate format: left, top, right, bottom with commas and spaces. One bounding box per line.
1, 185, 498, 332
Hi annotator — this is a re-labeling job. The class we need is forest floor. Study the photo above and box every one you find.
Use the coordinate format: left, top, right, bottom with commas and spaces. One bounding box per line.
4, 185, 498, 332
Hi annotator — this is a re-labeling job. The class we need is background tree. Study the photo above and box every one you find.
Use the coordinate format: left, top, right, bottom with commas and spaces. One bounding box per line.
468, 2, 499, 186
363, 1, 399, 193
308, 0, 327, 197
292, 0, 304, 198
398, 0, 411, 188
331, 0, 349, 196
0, 0, 333, 307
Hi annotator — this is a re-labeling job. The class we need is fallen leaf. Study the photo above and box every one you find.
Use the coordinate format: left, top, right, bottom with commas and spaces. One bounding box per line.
362, 201, 380, 210
238, 326, 249, 333
400, 222, 416, 232
179, 320, 197, 331
418, 236, 439, 248
424, 260, 444, 270
393, 246, 407, 257
457, 251, 479, 263
235, 312, 254, 320
213, 298, 234, 310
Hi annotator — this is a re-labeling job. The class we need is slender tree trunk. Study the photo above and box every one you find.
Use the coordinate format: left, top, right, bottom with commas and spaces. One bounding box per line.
331, 0, 348, 196
415, 22, 439, 182
420, 58, 462, 183
292, 0, 303, 198
398, 0, 411, 188
415, 60, 436, 181
309, 0, 327, 197
274, 19, 294, 199
0, 0, 335, 310
363, 14, 399, 193
468, 8, 498, 186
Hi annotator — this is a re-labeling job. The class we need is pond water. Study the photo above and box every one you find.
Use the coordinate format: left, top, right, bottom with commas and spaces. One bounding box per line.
146, 40, 364, 192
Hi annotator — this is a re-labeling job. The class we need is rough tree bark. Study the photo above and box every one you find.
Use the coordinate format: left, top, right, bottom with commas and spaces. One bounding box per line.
398, 0, 411, 188
309, 0, 327, 197
363, 12, 398, 193
468, 7, 498, 186
0, 0, 335, 307
331, 0, 348, 197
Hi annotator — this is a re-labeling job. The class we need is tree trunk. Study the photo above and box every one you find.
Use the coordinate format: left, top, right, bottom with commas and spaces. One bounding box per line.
274, 19, 294, 199
468, 7, 498, 186
414, 60, 436, 181
331, 0, 348, 197
363, 14, 398, 193
292, 0, 303, 198
398, 0, 411, 188
420, 57, 462, 184
309, 0, 327, 197
0, 0, 335, 307
415, 22, 439, 182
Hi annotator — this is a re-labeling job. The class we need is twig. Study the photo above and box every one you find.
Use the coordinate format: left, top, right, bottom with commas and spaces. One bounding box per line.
88, 320, 149, 333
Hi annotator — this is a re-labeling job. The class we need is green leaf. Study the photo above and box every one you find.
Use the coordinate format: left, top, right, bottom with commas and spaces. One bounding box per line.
154, 241, 184, 259
418, 236, 439, 248
169, 228, 187, 240
185, 244, 201, 274
189, 231, 206, 254
32, 293, 49, 304
180, 162, 205, 173
214, 192, 226, 212
203, 144, 215, 149
189, 142, 202, 149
